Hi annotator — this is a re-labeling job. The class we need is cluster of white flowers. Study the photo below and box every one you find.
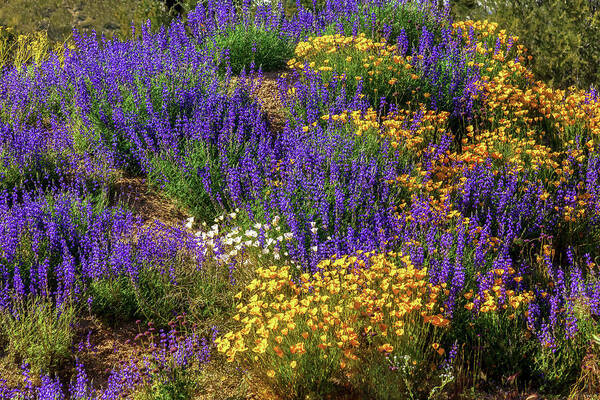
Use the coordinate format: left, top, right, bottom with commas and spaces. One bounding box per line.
184, 210, 296, 267
252, 0, 272, 7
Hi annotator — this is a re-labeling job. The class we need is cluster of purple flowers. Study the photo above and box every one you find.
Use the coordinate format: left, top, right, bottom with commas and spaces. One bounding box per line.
0, 186, 204, 311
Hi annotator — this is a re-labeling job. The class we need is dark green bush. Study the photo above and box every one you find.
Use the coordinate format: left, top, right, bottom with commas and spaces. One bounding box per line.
206, 24, 294, 75
89, 268, 188, 326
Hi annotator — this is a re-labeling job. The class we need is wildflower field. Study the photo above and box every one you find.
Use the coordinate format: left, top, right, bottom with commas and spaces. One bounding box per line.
1, 0, 600, 398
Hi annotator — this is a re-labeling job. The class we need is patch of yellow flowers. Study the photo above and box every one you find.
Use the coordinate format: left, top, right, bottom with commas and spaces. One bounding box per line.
308, 105, 449, 159
216, 252, 449, 384
290, 33, 394, 68
288, 32, 416, 95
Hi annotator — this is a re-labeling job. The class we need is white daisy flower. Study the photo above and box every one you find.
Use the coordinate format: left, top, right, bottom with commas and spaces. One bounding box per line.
185, 217, 195, 229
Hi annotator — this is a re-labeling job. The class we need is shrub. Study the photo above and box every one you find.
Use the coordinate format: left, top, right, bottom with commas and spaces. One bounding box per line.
206, 23, 294, 75
88, 275, 140, 323
89, 250, 236, 327
0, 28, 53, 70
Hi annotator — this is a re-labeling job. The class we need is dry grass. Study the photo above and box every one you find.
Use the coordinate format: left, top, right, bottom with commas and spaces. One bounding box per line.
74, 317, 145, 390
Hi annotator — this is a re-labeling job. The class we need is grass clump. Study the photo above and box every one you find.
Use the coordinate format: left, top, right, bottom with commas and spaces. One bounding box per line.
135, 374, 196, 400
89, 256, 236, 328
0, 297, 77, 376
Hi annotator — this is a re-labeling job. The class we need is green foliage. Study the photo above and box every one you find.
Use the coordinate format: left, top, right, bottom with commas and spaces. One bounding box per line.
531, 299, 600, 393
88, 275, 140, 323
89, 267, 189, 326
0, 298, 76, 375
451, 0, 600, 89
89, 260, 235, 327
135, 374, 195, 400
206, 24, 294, 75
450, 306, 536, 390
148, 141, 227, 222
